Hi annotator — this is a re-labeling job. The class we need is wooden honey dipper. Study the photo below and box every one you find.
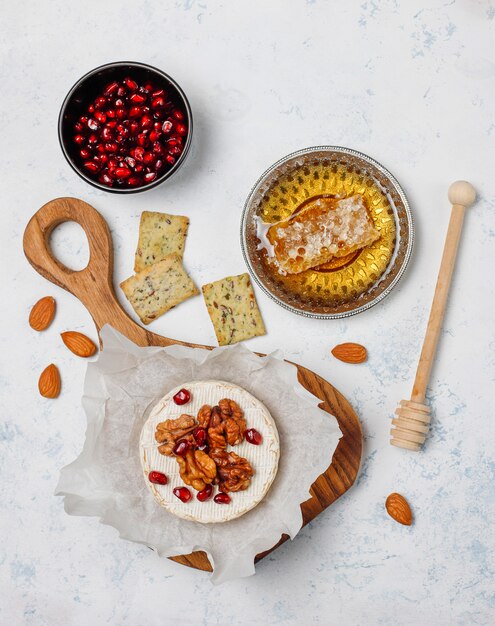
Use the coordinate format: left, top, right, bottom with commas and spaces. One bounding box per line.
390, 181, 476, 451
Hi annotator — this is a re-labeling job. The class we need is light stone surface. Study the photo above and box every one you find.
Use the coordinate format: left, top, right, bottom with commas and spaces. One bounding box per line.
1, 1, 494, 624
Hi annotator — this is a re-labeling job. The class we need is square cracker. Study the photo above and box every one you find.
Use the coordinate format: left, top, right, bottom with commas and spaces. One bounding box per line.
202, 273, 266, 346
134, 211, 189, 273
121, 254, 198, 325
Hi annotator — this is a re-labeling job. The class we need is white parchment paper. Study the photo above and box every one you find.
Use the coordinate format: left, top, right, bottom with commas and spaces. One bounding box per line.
56, 326, 342, 584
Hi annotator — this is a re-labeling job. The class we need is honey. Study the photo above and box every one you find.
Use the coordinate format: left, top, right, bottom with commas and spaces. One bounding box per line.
253, 159, 397, 308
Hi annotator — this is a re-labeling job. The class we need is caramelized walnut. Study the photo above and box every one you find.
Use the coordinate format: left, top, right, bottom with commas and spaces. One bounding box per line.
176, 449, 217, 491
197, 404, 212, 429
209, 448, 254, 492
155, 414, 195, 456
206, 400, 246, 448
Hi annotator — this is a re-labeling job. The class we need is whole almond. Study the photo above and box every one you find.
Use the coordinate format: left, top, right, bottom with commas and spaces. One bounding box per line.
61, 331, 97, 358
29, 296, 56, 331
38, 364, 61, 398
331, 342, 367, 364
385, 493, 413, 526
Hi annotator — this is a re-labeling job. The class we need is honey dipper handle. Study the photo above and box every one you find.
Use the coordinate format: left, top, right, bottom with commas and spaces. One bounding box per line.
411, 181, 476, 403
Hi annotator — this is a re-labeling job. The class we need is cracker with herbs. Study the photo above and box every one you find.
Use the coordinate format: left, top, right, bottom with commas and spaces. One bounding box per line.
202, 273, 266, 346
134, 211, 190, 272
121, 253, 198, 325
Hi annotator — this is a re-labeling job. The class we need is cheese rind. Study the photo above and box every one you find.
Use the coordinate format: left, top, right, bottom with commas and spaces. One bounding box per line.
120, 253, 198, 325
267, 194, 380, 275
140, 380, 280, 523
134, 211, 189, 272
202, 273, 266, 346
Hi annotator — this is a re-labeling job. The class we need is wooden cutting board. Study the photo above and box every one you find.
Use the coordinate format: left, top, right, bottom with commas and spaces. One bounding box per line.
23, 197, 362, 572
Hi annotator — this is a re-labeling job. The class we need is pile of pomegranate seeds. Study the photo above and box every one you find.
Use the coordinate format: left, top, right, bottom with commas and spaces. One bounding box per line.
72, 78, 187, 188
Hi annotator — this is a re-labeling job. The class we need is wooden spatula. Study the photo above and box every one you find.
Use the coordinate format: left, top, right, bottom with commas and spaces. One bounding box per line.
390, 181, 476, 451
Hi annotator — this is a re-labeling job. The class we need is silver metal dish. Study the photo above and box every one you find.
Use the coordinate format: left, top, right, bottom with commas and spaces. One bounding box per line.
240, 146, 414, 319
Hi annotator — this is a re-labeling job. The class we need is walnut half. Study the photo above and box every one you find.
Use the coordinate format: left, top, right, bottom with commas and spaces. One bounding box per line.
155, 414, 195, 456
209, 448, 254, 492
176, 449, 217, 491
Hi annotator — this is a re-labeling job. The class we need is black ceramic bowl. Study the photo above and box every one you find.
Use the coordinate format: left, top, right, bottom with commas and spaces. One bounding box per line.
58, 61, 193, 193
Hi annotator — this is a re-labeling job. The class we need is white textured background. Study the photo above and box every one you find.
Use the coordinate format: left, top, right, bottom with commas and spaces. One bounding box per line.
1, 1, 494, 625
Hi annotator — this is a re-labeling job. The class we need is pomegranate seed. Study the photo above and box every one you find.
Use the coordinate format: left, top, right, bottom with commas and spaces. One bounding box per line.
143, 152, 154, 165
152, 88, 165, 97
176, 123, 187, 135
137, 133, 148, 147
130, 93, 146, 104
114, 166, 131, 179
87, 118, 99, 130
97, 153, 108, 164
108, 158, 119, 169
172, 439, 190, 456
74, 134, 85, 144
169, 145, 182, 156
245, 428, 263, 445
154, 159, 164, 171
124, 77, 138, 91
88, 134, 98, 144
168, 139, 178, 147
144, 82, 153, 92
101, 126, 113, 141
144, 172, 157, 183
98, 173, 113, 186
125, 156, 136, 169
166, 155, 175, 165
149, 130, 161, 143
88, 104, 95, 113
148, 470, 167, 485
79, 115, 88, 124
127, 176, 142, 186
173, 109, 184, 120
83, 161, 99, 173
214, 492, 231, 505
193, 427, 207, 446
94, 111, 106, 124
151, 96, 165, 108
106, 109, 116, 119
152, 142, 164, 156
173, 487, 192, 503
103, 81, 119, 96
141, 115, 153, 129
162, 120, 173, 133
117, 86, 126, 97
153, 121, 162, 130
133, 147, 145, 161
79, 148, 91, 159
173, 388, 191, 405
95, 96, 107, 109
129, 121, 139, 134
129, 106, 142, 118
107, 120, 118, 129
105, 142, 118, 153
197, 484, 213, 502
96, 143, 106, 153
74, 122, 83, 132
116, 107, 127, 119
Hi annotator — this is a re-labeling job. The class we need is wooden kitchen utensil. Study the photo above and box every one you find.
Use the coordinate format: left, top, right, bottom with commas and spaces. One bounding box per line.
390, 181, 476, 451
23, 197, 362, 572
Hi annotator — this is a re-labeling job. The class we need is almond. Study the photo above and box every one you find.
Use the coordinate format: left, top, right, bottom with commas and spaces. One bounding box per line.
29, 296, 56, 331
61, 331, 97, 358
385, 492, 413, 526
331, 342, 367, 364
38, 364, 61, 398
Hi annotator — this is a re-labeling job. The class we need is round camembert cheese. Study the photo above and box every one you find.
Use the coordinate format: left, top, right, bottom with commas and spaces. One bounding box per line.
140, 380, 280, 523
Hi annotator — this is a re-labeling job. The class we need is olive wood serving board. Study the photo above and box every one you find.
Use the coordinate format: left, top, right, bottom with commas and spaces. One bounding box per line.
23, 197, 362, 573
